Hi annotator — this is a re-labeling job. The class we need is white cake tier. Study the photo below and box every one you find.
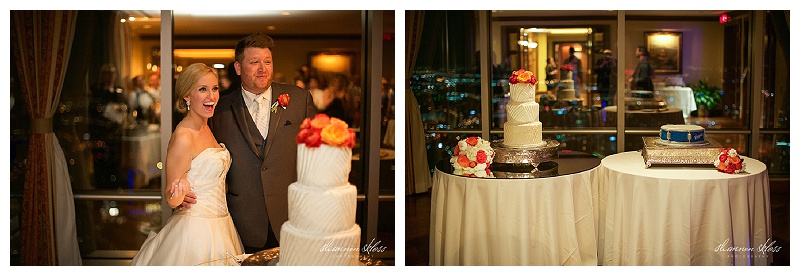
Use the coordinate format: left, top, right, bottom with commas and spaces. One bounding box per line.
286, 183, 357, 233
506, 101, 540, 124
278, 223, 361, 266
560, 71, 573, 80
559, 80, 575, 89
661, 124, 704, 132
503, 121, 543, 147
509, 83, 536, 102
297, 144, 352, 188
557, 89, 576, 100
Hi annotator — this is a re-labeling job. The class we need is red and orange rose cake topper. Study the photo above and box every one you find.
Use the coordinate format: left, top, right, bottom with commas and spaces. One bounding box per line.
271, 93, 290, 113
450, 136, 495, 178
509, 69, 537, 85
296, 113, 356, 148
560, 64, 574, 71
714, 147, 746, 174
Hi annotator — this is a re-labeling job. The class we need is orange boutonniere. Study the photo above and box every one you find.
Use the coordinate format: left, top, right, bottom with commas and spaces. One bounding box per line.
271, 93, 290, 113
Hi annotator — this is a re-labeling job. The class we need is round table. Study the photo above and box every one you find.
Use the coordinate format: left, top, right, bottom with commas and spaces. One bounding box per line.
430, 152, 601, 266
595, 151, 772, 265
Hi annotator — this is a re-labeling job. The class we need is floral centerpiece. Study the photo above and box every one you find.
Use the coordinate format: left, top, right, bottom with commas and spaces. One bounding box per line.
450, 136, 495, 178
714, 147, 746, 174
559, 64, 575, 80
509, 68, 537, 84
296, 113, 356, 148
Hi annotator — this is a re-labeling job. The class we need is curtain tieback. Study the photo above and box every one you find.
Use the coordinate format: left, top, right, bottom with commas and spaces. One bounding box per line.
31, 117, 53, 134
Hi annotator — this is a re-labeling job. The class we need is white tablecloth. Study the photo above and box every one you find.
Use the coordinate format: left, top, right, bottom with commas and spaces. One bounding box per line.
595, 151, 772, 265
121, 128, 161, 188
430, 164, 599, 265
655, 86, 697, 118
383, 119, 395, 148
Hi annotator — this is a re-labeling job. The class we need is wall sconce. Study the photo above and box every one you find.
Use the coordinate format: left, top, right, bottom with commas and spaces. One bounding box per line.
311, 53, 352, 74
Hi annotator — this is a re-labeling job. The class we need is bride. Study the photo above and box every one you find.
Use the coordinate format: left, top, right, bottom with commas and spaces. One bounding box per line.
130, 63, 244, 266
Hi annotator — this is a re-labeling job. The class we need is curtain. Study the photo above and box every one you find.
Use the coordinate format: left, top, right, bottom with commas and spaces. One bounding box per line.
12, 10, 82, 266
113, 11, 133, 91
405, 11, 432, 195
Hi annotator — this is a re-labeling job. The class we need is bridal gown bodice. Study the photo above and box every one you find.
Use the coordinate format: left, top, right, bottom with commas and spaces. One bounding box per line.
174, 146, 232, 218
130, 144, 243, 266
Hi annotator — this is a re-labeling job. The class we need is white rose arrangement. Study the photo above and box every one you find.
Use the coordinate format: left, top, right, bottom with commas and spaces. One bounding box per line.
450, 136, 495, 178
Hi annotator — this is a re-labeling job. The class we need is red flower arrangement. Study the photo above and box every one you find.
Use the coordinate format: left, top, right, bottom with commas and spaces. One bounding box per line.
509, 68, 537, 84
271, 93, 290, 113
560, 64, 574, 71
713, 147, 746, 174
450, 136, 495, 178
296, 113, 356, 148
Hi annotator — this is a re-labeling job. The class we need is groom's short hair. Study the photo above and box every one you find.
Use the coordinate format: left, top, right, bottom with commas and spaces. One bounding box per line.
234, 33, 275, 62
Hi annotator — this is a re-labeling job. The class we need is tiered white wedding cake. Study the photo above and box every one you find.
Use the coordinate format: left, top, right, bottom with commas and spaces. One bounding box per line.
556, 64, 579, 101
491, 69, 560, 178
504, 69, 545, 148
279, 114, 361, 266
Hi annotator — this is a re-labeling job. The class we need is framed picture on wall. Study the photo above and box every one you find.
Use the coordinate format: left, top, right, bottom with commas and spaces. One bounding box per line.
645, 32, 682, 74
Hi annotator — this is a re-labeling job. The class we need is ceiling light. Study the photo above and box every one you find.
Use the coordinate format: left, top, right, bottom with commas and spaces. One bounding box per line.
173, 49, 235, 59
548, 28, 592, 34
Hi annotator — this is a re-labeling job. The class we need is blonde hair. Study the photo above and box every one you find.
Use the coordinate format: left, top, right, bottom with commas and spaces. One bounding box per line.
174, 63, 217, 113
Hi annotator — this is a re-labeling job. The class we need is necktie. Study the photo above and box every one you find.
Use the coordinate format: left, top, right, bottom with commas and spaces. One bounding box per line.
255, 96, 269, 140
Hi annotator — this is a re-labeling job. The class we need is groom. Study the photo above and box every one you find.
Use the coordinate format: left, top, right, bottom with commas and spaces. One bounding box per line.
206, 33, 317, 253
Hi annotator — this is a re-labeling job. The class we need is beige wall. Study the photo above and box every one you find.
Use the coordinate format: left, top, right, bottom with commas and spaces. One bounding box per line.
128, 36, 396, 98
492, 17, 725, 89
624, 20, 725, 88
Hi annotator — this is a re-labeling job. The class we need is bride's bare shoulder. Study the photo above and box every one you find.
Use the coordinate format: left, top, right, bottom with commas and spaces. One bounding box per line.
168, 126, 194, 149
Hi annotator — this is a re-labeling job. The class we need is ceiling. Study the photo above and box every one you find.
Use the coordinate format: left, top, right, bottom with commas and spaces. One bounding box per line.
491, 10, 729, 18
126, 10, 394, 38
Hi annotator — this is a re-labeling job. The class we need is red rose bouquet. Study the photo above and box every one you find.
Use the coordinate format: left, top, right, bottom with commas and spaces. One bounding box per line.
296, 113, 356, 148
560, 64, 574, 71
450, 136, 495, 178
509, 68, 537, 85
713, 147, 746, 174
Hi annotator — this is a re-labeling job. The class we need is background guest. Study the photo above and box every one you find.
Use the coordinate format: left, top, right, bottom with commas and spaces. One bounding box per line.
630, 46, 654, 91
594, 49, 617, 106
544, 57, 558, 93
320, 73, 354, 125
562, 47, 583, 98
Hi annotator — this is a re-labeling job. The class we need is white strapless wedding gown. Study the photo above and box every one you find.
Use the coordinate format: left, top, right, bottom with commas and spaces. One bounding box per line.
131, 144, 244, 266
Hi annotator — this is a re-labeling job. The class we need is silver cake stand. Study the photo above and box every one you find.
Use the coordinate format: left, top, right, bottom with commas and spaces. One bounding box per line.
240, 247, 386, 266
490, 139, 561, 178
641, 137, 723, 168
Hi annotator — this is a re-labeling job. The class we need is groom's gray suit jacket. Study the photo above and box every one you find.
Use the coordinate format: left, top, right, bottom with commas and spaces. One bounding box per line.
209, 82, 317, 248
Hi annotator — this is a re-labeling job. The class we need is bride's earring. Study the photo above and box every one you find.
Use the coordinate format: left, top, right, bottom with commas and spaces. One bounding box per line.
186, 100, 190, 111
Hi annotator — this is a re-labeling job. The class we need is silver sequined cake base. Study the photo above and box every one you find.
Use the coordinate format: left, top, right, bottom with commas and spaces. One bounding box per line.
491, 139, 560, 164
491, 139, 560, 178
641, 137, 723, 168
492, 161, 559, 178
